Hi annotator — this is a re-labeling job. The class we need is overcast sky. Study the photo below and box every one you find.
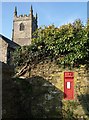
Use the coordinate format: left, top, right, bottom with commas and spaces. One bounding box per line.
0, 2, 87, 39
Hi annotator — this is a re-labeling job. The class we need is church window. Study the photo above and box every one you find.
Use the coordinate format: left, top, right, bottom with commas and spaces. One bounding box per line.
19, 23, 24, 31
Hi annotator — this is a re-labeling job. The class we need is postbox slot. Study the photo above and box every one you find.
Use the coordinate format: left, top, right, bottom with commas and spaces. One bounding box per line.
65, 77, 74, 79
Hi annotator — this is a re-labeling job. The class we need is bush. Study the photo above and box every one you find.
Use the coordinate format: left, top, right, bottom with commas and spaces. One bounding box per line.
12, 19, 89, 68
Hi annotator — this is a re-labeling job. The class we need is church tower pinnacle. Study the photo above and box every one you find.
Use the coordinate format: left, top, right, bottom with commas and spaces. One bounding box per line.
14, 6, 17, 17
36, 12, 37, 20
30, 5, 33, 16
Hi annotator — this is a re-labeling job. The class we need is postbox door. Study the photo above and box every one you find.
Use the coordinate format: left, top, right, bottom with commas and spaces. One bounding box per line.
64, 72, 74, 100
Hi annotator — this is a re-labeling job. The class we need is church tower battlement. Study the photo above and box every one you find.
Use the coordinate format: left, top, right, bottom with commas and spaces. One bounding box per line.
12, 5, 38, 46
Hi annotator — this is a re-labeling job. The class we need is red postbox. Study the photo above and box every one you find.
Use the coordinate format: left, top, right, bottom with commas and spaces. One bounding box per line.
64, 72, 74, 100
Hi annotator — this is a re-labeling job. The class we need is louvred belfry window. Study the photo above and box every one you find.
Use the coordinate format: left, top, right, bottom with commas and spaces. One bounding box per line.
20, 23, 24, 31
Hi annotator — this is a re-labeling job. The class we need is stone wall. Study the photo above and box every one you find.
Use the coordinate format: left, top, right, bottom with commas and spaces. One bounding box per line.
0, 38, 8, 63
24, 60, 89, 119
13, 19, 32, 46
2, 63, 29, 118
2, 60, 89, 119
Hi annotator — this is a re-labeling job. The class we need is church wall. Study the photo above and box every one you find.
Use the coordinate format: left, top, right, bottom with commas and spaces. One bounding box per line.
0, 38, 8, 63
13, 19, 32, 46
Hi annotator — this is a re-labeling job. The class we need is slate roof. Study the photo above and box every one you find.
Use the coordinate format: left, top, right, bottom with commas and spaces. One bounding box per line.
0, 34, 19, 49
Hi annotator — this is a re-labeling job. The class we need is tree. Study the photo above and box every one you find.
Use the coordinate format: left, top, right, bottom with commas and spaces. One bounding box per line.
12, 19, 89, 69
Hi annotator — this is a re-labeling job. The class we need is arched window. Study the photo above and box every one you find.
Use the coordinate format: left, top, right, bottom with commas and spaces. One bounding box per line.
19, 23, 24, 31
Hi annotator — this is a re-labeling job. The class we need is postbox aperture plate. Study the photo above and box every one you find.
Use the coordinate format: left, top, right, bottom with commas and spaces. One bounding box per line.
67, 82, 71, 89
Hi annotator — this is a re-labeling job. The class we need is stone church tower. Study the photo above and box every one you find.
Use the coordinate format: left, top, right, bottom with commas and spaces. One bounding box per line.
12, 5, 38, 46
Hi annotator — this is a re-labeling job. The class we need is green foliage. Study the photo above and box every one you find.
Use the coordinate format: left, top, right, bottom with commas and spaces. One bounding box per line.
12, 19, 89, 68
